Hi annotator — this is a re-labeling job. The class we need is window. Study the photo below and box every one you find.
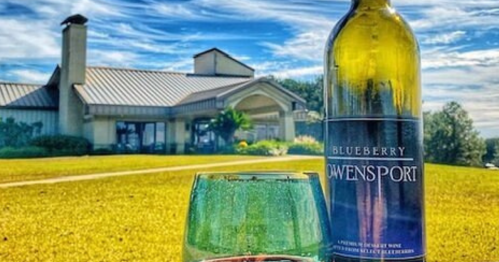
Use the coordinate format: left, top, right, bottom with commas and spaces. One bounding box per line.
116, 122, 166, 154
255, 124, 280, 141
192, 119, 216, 153
156, 123, 166, 152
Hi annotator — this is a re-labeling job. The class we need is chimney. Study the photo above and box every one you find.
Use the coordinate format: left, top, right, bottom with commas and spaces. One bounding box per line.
58, 14, 88, 136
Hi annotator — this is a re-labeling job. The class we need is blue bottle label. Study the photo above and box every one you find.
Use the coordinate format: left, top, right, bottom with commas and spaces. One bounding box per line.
326, 118, 425, 260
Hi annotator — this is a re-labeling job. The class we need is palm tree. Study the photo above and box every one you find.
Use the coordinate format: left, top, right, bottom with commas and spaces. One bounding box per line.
209, 107, 253, 149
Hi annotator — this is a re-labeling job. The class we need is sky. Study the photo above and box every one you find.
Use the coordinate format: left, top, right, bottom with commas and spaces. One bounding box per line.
0, 0, 498, 137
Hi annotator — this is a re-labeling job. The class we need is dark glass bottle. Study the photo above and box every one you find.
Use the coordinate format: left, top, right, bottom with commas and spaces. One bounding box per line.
324, 0, 425, 261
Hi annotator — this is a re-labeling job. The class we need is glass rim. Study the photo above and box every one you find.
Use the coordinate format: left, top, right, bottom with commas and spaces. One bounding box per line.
195, 171, 319, 181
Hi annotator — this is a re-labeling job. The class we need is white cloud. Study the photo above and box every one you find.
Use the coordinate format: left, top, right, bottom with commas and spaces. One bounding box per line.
261, 30, 329, 61
171, 0, 337, 25
408, 5, 499, 32
88, 30, 110, 39
197, 0, 336, 63
264, 66, 322, 79
0, 0, 136, 62
422, 31, 466, 45
154, 3, 207, 20
163, 59, 193, 72
9, 69, 51, 84
0, 18, 60, 60
422, 48, 499, 69
71, 0, 125, 18
422, 63, 499, 138
88, 50, 141, 67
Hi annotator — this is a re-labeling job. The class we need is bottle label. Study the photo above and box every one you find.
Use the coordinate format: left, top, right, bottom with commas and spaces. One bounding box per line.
326, 118, 425, 260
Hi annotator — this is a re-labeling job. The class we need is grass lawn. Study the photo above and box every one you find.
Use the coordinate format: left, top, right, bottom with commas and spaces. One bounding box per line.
0, 155, 262, 183
0, 157, 498, 262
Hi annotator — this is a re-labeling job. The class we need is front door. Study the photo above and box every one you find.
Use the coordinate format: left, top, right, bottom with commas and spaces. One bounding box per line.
192, 119, 216, 153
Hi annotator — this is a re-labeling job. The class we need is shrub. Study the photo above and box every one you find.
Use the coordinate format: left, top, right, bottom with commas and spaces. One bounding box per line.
287, 135, 324, 156
30, 135, 91, 156
294, 135, 318, 144
91, 148, 115, 156
238, 141, 248, 148
0, 117, 43, 148
237, 140, 288, 156
218, 145, 237, 155
209, 107, 253, 148
288, 143, 324, 156
0, 146, 49, 159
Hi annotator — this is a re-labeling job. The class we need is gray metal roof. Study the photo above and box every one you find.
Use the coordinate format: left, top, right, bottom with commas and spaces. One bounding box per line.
177, 82, 244, 105
0, 82, 58, 109
178, 77, 307, 106
77, 67, 252, 107
217, 78, 307, 104
0, 67, 306, 114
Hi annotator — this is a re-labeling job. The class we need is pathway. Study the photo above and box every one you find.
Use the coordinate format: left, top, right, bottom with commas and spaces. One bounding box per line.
0, 155, 321, 189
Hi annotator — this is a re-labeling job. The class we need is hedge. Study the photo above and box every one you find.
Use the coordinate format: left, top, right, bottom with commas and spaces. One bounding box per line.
0, 147, 49, 159
29, 135, 91, 156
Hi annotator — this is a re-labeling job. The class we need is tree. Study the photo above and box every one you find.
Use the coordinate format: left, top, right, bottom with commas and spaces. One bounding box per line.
495, 143, 499, 166
483, 138, 499, 166
274, 76, 324, 116
494, 141, 499, 166
209, 107, 253, 148
424, 102, 486, 166
0, 117, 43, 148
423, 111, 435, 159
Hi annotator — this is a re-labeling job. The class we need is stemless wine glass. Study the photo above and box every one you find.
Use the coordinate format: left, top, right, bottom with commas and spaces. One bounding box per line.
183, 172, 331, 262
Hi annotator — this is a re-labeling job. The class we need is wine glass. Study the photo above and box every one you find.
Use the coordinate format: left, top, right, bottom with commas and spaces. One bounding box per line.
183, 172, 331, 262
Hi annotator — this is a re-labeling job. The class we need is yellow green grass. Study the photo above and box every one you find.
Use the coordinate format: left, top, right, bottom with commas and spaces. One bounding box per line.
0, 155, 262, 183
0, 157, 498, 262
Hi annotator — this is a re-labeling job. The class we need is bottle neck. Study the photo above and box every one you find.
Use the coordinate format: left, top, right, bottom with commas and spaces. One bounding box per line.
353, 0, 391, 9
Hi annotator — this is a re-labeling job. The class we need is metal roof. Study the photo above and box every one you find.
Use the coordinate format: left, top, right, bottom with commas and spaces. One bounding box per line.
177, 82, 244, 105
217, 78, 307, 104
76, 67, 252, 107
175, 77, 307, 116
176, 77, 307, 106
0, 67, 306, 113
0, 82, 58, 109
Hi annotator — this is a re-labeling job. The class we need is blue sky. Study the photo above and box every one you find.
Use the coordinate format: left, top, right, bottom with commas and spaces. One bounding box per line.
0, 0, 498, 137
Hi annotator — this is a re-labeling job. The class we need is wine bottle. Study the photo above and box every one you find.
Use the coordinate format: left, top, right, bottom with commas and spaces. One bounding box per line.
324, 0, 425, 262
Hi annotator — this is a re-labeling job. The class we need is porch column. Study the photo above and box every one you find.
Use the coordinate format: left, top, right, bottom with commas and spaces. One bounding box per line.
279, 111, 295, 142
174, 119, 186, 154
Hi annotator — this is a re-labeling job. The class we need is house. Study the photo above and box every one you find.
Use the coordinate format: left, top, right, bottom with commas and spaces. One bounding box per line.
0, 15, 306, 154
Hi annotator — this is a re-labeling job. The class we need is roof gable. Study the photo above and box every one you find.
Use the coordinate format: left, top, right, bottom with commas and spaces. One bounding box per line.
46, 65, 61, 88
177, 82, 244, 105
0, 82, 58, 109
176, 77, 307, 109
217, 78, 306, 104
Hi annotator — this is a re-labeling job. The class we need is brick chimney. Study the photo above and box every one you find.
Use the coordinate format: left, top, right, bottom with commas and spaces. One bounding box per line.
58, 14, 88, 136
